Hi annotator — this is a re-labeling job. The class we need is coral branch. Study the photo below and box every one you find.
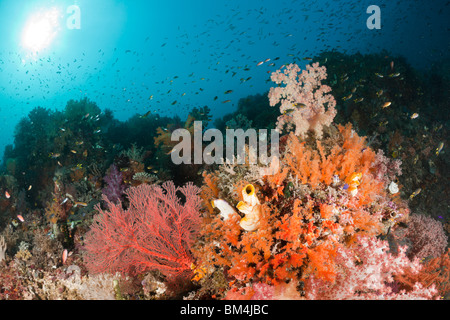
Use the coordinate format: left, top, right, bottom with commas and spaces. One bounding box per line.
84, 181, 202, 278
268, 62, 337, 139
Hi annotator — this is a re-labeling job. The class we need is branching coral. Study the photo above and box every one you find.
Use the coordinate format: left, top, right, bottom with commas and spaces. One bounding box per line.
84, 181, 202, 279
394, 249, 450, 299
44, 180, 72, 225
119, 143, 146, 163
403, 214, 448, 260
304, 236, 437, 300
154, 115, 196, 152
102, 164, 126, 204
268, 62, 337, 139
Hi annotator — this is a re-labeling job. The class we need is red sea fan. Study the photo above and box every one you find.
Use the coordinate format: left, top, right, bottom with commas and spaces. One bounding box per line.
83, 181, 202, 279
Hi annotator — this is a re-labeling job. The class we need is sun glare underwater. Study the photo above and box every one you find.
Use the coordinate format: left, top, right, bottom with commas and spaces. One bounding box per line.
0, 0, 449, 303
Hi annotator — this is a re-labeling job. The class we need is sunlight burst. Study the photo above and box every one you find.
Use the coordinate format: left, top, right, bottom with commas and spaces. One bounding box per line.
21, 7, 61, 53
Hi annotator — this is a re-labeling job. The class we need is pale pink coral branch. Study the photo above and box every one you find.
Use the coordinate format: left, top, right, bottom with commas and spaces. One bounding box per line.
268, 62, 337, 139
304, 236, 437, 300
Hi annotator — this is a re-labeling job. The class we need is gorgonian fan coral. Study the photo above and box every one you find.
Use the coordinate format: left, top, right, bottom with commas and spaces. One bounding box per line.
84, 181, 202, 279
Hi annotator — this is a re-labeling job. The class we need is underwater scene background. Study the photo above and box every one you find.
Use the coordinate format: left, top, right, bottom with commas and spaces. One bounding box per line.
0, 0, 449, 301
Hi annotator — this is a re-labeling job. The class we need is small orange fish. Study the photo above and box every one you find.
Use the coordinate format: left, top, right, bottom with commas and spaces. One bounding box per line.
17, 215, 25, 222
5, 191, 10, 199
345, 172, 362, 188
74, 201, 88, 207
346, 172, 362, 197
256, 61, 264, 66
410, 188, 422, 199
62, 249, 68, 264
342, 94, 353, 101
436, 142, 444, 156
382, 101, 391, 108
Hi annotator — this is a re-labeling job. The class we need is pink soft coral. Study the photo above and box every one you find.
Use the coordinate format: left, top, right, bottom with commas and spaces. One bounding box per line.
404, 214, 448, 260
304, 236, 437, 300
268, 62, 337, 139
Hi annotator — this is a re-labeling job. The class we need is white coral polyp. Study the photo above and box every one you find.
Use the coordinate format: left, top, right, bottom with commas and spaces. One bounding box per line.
388, 181, 399, 194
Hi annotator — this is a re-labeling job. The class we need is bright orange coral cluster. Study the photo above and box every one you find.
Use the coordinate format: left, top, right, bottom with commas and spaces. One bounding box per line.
282, 124, 384, 205
200, 171, 220, 218
194, 123, 404, 294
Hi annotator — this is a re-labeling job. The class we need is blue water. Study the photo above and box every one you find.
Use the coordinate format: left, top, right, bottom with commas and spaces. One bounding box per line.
0, 0, 448, 160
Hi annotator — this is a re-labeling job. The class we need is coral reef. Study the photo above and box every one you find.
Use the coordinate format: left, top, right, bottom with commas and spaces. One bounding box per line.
191, 61, 449, 300
315, 51, 449, 221
193, 122, 412, 296
0, 51, 448, 301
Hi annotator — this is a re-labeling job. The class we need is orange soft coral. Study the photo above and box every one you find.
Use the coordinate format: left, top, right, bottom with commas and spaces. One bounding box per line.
282, 123, 385, 205
200, 171, 220, 218
194, 122, 406, 297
